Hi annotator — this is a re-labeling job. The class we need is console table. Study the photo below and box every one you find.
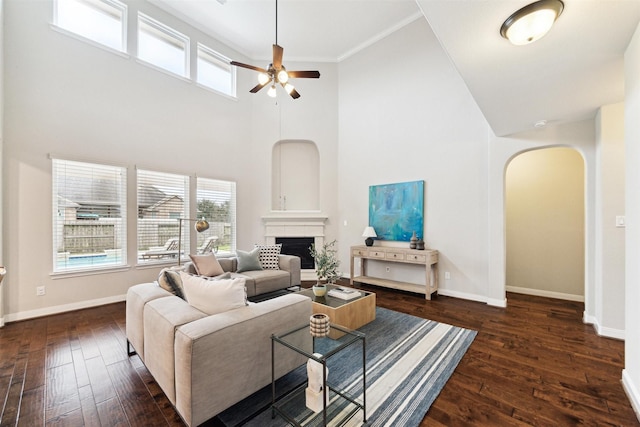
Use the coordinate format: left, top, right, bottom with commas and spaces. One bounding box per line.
349, 245, 439, 300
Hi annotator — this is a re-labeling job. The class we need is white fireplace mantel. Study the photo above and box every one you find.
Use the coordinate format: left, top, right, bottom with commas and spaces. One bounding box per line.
262, 211, 328, 281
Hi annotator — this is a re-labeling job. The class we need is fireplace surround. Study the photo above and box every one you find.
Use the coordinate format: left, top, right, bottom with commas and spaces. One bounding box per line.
262, 212, 328, 281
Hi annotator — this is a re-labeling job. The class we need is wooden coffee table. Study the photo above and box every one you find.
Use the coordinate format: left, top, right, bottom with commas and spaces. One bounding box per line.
298, 284, 376, 338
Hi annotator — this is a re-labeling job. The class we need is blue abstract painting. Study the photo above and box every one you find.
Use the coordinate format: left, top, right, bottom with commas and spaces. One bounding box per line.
369, 180, 424, 242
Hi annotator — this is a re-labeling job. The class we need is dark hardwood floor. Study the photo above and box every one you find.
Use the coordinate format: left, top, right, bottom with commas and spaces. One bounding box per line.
1, 282, 638, 426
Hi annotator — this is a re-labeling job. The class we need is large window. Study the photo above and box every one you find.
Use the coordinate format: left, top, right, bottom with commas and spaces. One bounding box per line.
54, 0, 127, 52
137, 13, 189, 78
52, 158, 127, 272
137, 169, 189, 264
197, 178, 237, 255
197, 43, 235, 96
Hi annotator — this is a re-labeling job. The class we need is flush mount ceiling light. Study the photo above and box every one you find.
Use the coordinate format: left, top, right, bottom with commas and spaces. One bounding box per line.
500, 0, 564, 45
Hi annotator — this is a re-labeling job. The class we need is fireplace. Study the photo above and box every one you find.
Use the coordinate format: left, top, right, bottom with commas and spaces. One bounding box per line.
277, 237, 315, 269
262, 212, 328, 281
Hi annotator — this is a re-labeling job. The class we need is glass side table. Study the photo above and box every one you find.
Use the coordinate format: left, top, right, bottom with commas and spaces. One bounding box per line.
271, 323, 366, 426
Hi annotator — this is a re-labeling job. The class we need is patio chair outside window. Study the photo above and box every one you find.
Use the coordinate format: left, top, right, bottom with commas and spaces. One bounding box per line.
141, 237, 179, 259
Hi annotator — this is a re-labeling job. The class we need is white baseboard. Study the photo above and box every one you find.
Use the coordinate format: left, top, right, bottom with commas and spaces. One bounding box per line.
486, 297, 507, 308
437, 289, 489, 304
3, 294, 127, 324
506, 286, 584, 302
583, 311, 625, 340
623, 369, 640, 422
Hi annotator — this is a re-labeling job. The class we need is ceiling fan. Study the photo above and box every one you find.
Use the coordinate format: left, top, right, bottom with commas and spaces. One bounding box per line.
231, 0, 320, 99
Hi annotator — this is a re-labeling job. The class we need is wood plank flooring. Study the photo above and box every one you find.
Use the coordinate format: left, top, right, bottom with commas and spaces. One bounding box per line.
0, 283, 638, 426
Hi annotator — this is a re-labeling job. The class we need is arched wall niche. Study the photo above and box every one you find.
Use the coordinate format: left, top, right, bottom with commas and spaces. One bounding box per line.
271, 140, 320, 211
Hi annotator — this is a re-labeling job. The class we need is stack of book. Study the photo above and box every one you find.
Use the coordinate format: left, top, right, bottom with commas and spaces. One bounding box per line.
327, 287, 361, 300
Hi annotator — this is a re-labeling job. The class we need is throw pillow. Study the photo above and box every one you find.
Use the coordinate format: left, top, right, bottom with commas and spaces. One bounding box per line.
189, 253, 224, 277
254, 244, 282, 270
207, 272, 232, 281
158, 268, 185, 299
236, 248, 263, 273
179, 271, 247, 315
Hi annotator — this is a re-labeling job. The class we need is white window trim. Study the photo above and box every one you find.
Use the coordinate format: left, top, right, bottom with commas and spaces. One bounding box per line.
52, 0, 128, 54
51, 156, 128, 274
197, 42, 236, 98
137, 12, 190, 79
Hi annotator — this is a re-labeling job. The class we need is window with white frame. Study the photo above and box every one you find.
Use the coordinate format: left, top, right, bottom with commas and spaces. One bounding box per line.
52, 158, 127, 272
196, 177, 237, 255
197, 43, 235, 96
137, 13, 189, 78
137, 169, 189, 264
54, 0, 127, 52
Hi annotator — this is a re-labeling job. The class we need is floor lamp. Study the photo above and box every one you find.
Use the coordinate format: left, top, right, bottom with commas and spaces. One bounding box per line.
177, 217, 210, 266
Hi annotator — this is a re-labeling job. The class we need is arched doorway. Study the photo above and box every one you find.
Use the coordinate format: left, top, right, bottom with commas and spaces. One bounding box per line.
505, 147, 585, 300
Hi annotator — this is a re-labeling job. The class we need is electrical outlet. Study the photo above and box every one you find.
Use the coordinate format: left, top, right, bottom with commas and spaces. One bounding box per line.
385, 267, 391, 272
36, 286, 46, 296
444, 272, 451, 280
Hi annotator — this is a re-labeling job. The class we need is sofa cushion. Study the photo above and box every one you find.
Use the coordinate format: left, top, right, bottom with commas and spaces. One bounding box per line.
143, 296, 207, 404
189, 253, 224, 276
180, 271, 247, 315
126, 283, 172, 361
236, 248, 263, 273
254, 244, 282, 270
158, 268, 185, 299
239, 269, 292, 295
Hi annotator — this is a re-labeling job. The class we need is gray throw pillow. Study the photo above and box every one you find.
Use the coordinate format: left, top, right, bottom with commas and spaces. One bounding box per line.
236, 248, 263, 273
158, 268, 185, 299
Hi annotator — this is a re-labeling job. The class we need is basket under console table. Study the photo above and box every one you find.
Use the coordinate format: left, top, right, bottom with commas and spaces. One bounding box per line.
349, 245, 439, 300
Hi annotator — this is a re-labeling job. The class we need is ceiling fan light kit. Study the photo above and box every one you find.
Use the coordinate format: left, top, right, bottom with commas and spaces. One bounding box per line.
231, 0, 320, 99
500, 0, 564, 45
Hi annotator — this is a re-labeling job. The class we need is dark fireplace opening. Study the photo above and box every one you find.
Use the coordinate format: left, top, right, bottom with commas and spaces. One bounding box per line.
276, 237, 315, 269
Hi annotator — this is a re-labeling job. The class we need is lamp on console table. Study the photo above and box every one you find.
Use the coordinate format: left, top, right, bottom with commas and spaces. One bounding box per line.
362, 226, 377, 247
177, 217, 210, 266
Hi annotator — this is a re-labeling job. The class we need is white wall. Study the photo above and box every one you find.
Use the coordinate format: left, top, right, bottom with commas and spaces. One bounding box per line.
0, 0, 5, 324
488, 121, 596, 308
595, 103, 626, 337
623, 21, 640, 420
1, 0, 337, 321
338, 18, 491, 302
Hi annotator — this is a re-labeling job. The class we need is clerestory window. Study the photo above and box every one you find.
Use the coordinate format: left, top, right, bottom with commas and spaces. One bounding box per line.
197, 43, 235, 97
54, 0, 127, 52
137, 13, 189, 78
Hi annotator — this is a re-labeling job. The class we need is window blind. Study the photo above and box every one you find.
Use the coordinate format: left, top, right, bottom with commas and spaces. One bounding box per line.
52, 158, 127, 272
197, 177, 236, 255
137, 169, 190, 264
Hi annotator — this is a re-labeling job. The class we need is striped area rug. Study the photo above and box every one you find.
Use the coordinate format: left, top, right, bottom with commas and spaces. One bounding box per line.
216, 307, 476, 427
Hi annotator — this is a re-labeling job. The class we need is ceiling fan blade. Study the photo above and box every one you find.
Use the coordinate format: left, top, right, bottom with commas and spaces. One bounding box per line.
280, 82, 300, 99
231, 61, 267, 74
287, 70, 321, 79
289, 88, 301, 99
273, 44, 284, 70
250, 82, 269, 93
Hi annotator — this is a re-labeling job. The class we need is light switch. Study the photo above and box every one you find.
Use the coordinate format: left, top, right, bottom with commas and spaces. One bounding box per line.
616, 216, 626, 228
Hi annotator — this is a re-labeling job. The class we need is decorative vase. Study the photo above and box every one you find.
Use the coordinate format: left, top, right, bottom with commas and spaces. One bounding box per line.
410, 231, 418, 249
312, 283, 327, 297
416, 239, 425, 250
309, 313, 330, 337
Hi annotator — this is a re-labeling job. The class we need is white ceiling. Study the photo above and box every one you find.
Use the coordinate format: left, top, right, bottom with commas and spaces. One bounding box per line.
150, 0, 640, 136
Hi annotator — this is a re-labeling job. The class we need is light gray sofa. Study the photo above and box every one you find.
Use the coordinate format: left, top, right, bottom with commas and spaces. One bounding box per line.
184, 253, 301, 297
126, 282, 312, 427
